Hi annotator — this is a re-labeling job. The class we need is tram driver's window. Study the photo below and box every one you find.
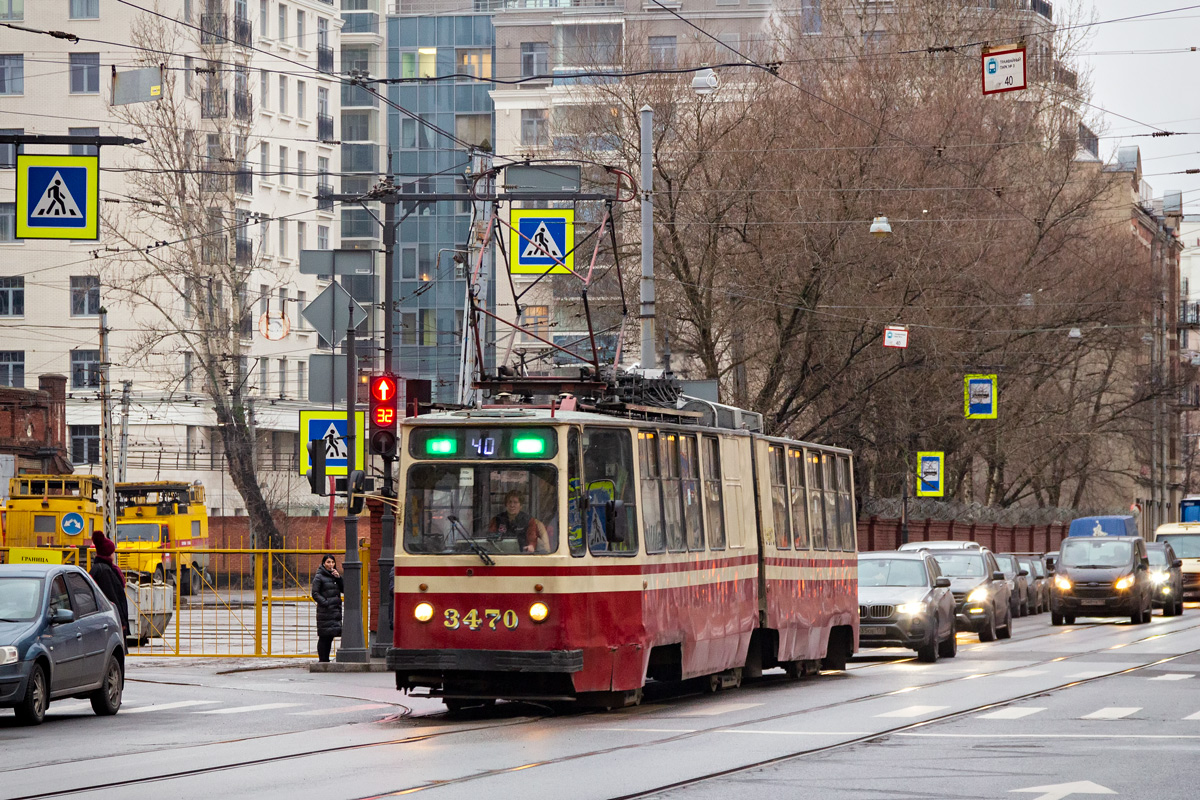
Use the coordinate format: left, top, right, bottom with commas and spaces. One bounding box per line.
769, 446, 791, 549
568, 428, 585, 557
583, 427, 638, 555
639, 432, 665, 554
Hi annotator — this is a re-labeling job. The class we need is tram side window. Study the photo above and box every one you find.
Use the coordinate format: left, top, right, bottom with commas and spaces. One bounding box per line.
806, 452, 827, 549
788, 447, 809, 549
823, 455, 838, 552
769, 445, 791, 549
723, 437, 747, 548
639, 432, 666, 554
838, 456, 855, 551
583, 427, 638, 555
660, 433, 686, 552
680, 435, 704, 552
568, 428, 585, 557
702, 436, 726, 550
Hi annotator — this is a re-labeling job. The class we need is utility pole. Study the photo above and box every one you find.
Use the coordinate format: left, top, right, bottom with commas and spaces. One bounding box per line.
639, 106, 656, 370
338, 309, 368, 663
248, 396, 257, 548
372, 165, 398, 659
117, 380, 132, 482
98, 310, 117, 538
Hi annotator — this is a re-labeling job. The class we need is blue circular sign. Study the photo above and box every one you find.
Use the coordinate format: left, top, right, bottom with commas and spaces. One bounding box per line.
61, 512, 85, 536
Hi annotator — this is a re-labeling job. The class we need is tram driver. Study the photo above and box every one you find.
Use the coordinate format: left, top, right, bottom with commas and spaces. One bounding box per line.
489, 490, 551, 553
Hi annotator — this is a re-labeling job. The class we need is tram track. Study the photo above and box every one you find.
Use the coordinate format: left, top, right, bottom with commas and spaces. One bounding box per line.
9, 614, 1199, 799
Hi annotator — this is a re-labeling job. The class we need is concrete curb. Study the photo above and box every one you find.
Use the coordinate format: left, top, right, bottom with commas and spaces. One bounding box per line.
308, 660, 391, 673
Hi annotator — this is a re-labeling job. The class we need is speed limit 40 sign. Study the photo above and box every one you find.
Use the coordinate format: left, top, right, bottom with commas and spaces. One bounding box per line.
982, 45, 1026, 95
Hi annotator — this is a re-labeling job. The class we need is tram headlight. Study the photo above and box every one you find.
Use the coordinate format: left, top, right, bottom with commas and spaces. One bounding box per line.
1113, 575, 1134, 591
529, 602, 549, 623
414, 602, 434, 622
0, 646, 16, 666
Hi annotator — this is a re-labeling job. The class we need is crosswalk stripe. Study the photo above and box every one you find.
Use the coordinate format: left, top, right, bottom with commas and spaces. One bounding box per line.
676, 702, 764, 717
994, 670, 1047, 679
122, 701, 222, 714
1182, 711, 1200, 720
875, 705, 950, 718
1082, 707, 1140, 720
1066, 671, 1109, 679
1149, 674, 1194, 681
47, 702, 92, 714
293, 703, 394, 716
196, 703, 302, 715
978, 707, 1046, 720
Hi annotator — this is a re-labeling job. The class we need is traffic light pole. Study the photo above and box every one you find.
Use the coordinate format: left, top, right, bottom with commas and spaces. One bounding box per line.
338, 317, 368, 663
373, 183, 398, 658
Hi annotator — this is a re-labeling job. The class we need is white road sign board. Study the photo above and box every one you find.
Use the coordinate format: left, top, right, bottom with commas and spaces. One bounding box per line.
982, 45, 1027, 95
883, 325, 909, 349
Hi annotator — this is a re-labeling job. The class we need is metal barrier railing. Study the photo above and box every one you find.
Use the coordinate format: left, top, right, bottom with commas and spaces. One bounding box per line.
0, 547, 371, 659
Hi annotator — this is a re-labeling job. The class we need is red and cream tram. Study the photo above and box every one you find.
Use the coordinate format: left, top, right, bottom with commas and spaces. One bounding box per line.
388, 405, 858, 708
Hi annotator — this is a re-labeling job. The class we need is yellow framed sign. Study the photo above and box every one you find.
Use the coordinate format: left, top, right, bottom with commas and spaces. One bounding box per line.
964, 374, 997, 419
509, 208, 574, 275
299, 410, 366, 476
916, 452, 944, 498
15, 154, 101, 240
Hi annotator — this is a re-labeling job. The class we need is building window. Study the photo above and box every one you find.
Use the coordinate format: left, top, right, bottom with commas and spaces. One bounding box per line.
260, 0, 268, 36
71, 350, 100, 388
258, 357, 268, 394
0, 277, 24, 314
70, 275, 100, 316
455, 114, 490, 148
296, 150, 307, 189
0, 350, 23, 387
297, 361, 306, 400
278, 3, 287, 42
520, 305, 549, 341
0, 127, 21, 167
296, 79, 305, 116
278, 146, 288, 185
521, 42, 547, 78
558, 25, 621, 69
457, 48, 491, 80
800, 0, 821, 33
260, 69, 269, 110
521, 109, 549, 146
183, 351, 193, 392
400, 311, 416, 345
0, 54, 24, 95
342, 111, 370, 141
0, 203, 18, 242
296, 290, 306, 328
648, 36, 676, 67
318, 16, 328, 48
69, 53, 100, 94
419, 309, 436, 346
342, 46, 370, 74
277, 358, 287, 396
278, 217, 288, 257
69, 127, 99, 156
278, 75, 287, 114
295, 9, 305, 47
296, 220, 305, 253
0, 1, 22, 21
71, 425, 100, 464
70, 0, 99, 19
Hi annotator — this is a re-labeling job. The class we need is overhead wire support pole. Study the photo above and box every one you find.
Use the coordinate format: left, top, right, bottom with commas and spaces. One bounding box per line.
640, 106, 656, 370
373, 160, 398, 659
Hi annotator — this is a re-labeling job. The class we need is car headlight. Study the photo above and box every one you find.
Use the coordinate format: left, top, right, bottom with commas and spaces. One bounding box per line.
967, 587, 989, 603
1114, 575, 1134, 591
0, 646, 16, 666
1150, 571, 1168, 585
529, 602, 549, 622
895, 602, 926, 615
414, 602, 434, 622
1054, 575, 1072, 591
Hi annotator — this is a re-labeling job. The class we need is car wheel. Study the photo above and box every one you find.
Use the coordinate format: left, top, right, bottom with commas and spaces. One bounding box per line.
190, 568, 204, 596
1051, 611, 1063, 626
1141, 598, 1153, 624
937, 622, 958, 659
1177, 599, 1186, 616
14, 663, 48, 726
1063, 615, 1076, 625
978, 612, 997, 643
153, 565, 165, 584
916, 619, 940, 663
89, 655, 123, 716
997, 607, 1013, 640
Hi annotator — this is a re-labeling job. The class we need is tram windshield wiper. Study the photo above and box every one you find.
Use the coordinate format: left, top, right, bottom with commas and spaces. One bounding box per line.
448, 515, 495, 566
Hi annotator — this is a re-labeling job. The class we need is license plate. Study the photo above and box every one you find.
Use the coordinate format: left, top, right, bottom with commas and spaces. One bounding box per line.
860, 626, 888, 635
1081, 598, 1106, 606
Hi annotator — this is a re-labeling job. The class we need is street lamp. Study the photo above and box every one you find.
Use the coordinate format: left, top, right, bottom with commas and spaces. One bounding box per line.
692, 68, 718, 96
870, 215, 893, 238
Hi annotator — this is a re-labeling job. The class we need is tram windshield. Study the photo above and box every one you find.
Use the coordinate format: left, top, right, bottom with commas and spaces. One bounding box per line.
404, 465, 559, 555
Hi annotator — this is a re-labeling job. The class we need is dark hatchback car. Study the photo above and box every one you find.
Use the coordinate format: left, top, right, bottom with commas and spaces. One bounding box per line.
929, 549, 1013, 642
1146, 542, 1184, 617
995, 554, 1031, 617
0, 564, 126, 725
1050, 536, 1153, 626
1018, 554, 1048, 614
858, 551, 958, 662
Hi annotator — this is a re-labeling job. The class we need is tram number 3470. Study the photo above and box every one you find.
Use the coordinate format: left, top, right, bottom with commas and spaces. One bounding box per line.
444, 608, 519, 631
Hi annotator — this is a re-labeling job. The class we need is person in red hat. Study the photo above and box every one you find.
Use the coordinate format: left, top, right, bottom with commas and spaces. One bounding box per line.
91, 530, 130, 638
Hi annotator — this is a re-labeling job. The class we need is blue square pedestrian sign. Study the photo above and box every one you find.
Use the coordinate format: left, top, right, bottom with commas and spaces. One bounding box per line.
964, 374, 997, 419
299, 410, 366, 476
15, 154, 100, 240
510, 208, 574, 274
916, 452, 944, 497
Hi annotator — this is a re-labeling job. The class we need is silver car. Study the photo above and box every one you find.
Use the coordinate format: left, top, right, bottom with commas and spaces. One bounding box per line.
858, 551, 958, 663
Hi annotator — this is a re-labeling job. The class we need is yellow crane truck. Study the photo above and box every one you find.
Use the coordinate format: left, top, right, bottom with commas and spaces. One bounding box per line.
114, 481, 211, 596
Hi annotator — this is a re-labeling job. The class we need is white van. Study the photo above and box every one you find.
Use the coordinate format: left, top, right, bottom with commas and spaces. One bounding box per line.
1152, 522, 1200, 599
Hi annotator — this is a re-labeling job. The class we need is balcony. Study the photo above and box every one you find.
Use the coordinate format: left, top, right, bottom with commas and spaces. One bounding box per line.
317, 44, 334, 74
341, 12, 378, 34
200, 12, 228, 45
234, 89, 253, 121
235, 236, 253, 266
502, 0, 615, 8
342, 208, 378, 239
201, 89, 228, 119
317, 182, 334, 212
341, 83, 378, 108
317, 112, 334, 141
201, 169, 227, 192
341, 143, 377, 173
201, 236, 227, 264
235, 168, 253, 195
233, 15, 252, 47
1181, 302, 1200, 326
1021, 0, 1053, 19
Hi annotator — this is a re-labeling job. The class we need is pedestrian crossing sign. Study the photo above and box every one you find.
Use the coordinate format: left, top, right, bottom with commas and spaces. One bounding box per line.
510, 209, 574, 274
15, 154, 100, 240
299, 410, 366, 476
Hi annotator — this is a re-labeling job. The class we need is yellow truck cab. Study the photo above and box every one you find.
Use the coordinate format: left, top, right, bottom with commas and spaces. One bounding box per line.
115, 481, 210, 596
1152, 522, 1200, 599
3, 475, 104, 552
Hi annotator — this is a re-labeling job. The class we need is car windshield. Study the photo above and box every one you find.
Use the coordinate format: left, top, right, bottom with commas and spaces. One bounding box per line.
1059, 539, 1133, 568
858, 558, 928, 587
995, 555, 1017, 572
0, 577, 43, 622
116, 523, 162, 543
1156, 535, 1200, 559
404, 464, 559, 555
932, 554, 986, 577
1147, 548, 1169, 567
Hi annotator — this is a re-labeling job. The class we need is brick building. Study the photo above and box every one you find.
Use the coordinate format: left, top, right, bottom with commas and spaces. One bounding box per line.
0, 374, 72, 481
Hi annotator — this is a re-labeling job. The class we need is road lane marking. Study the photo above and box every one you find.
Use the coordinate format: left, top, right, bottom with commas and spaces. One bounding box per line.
1081, 707, 1140, 720
293, 703, 394, 716
978, 707, 1046, 720
899, 733, 1200, 739
1065, 670, 1109, 679
122, 701, 222, 714
1182, 710, 1200, 720
1149, 673, 1194, 681
717, 729, 872, 736
46, 702, 92, 714
595, 728, 698, 733
993, 670, 1047, 679
196, 703, 302, 714
875, 705, 950, 718
675, 702, 764, 717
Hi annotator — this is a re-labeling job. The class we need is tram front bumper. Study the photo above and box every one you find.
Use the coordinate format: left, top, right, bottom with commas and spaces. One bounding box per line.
386, 648, 584, 673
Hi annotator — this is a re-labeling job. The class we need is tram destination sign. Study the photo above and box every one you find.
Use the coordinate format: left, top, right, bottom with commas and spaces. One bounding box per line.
410, 427, 558, 460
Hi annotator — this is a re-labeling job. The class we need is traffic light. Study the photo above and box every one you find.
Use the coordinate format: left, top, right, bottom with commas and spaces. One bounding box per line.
347, 469, 366, 515
306, 440, 326, 496
368, 373, 399, 456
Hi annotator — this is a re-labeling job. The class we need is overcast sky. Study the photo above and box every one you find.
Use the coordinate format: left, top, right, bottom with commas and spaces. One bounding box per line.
1084, 1, 1200, 211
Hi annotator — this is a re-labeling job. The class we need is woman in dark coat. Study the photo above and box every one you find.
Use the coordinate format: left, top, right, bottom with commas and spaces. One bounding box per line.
90, 530, 130, 638
311, 555, 343, 662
